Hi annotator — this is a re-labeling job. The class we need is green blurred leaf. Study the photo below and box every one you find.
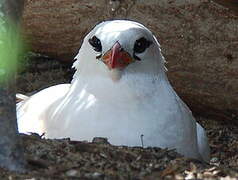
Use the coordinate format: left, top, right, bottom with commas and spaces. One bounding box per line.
0, 17, 23, 80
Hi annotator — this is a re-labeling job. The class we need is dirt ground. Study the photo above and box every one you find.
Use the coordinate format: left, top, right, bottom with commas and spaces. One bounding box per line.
1, 55, 237, 179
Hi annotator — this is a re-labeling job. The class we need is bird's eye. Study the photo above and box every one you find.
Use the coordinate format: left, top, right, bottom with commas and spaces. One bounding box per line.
133, 37, 152, 54
88, 36, 102, 52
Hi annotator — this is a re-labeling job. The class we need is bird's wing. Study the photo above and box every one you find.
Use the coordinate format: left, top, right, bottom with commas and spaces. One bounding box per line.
17, 84, 70, 135
173, 90, 210, 162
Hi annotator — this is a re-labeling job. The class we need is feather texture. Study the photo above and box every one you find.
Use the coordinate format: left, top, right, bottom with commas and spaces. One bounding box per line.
17, 20, 210, 162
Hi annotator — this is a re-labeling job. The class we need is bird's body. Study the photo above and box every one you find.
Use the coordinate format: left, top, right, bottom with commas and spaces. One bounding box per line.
17, 20, 210, 162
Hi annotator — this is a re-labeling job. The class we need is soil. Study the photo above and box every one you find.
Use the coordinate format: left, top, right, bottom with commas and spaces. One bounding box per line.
1, 55, 237, 179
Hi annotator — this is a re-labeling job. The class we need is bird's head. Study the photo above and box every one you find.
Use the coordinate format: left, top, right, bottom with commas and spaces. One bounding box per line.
73, 20, 165, 81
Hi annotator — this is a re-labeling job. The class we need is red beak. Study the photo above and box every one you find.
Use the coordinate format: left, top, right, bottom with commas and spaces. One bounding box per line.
102, 42, 134, 70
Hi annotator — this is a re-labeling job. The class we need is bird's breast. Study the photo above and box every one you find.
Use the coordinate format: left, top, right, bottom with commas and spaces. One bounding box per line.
45, 84, 176, 146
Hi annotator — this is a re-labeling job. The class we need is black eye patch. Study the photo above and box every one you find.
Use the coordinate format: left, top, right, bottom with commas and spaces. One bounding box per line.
88, 36, 102, 52
133, 37, 152, 54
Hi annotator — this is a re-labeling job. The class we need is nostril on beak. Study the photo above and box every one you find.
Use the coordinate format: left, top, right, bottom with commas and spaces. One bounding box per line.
96, 53, 102, 59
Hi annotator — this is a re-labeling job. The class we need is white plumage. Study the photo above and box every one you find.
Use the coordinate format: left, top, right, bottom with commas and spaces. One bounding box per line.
17, 20, 210, 162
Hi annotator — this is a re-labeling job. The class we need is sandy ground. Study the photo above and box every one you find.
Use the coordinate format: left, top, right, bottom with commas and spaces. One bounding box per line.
3, 55, 236, 179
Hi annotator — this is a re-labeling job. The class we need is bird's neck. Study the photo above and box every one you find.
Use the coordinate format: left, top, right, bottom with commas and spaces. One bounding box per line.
71, 70, 170, 102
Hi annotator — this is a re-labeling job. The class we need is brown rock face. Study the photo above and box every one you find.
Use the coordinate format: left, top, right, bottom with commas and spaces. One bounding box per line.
22, 0, 238, 122
213, 0, 238, 13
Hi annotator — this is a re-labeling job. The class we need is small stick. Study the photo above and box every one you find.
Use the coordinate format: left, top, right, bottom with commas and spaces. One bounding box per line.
140, 134, 144, 148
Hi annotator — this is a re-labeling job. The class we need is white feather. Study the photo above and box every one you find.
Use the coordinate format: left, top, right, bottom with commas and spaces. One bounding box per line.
17, 20, 210, 162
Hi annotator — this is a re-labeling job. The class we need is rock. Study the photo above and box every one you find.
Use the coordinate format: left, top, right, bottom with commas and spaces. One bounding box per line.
66, 169, 78, 177
22, 0, 113, 61
21, 0, 238, 122
92, 137, 110, 144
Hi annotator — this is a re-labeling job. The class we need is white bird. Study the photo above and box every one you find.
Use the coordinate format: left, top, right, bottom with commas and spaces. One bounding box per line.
17, 20, 210, 162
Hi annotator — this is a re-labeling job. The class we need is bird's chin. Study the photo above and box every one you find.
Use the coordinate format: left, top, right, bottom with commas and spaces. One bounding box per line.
108, 69, 123, 82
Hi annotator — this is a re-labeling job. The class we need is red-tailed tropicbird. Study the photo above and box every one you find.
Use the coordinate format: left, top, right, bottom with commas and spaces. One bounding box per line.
17, 20, 210, 162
